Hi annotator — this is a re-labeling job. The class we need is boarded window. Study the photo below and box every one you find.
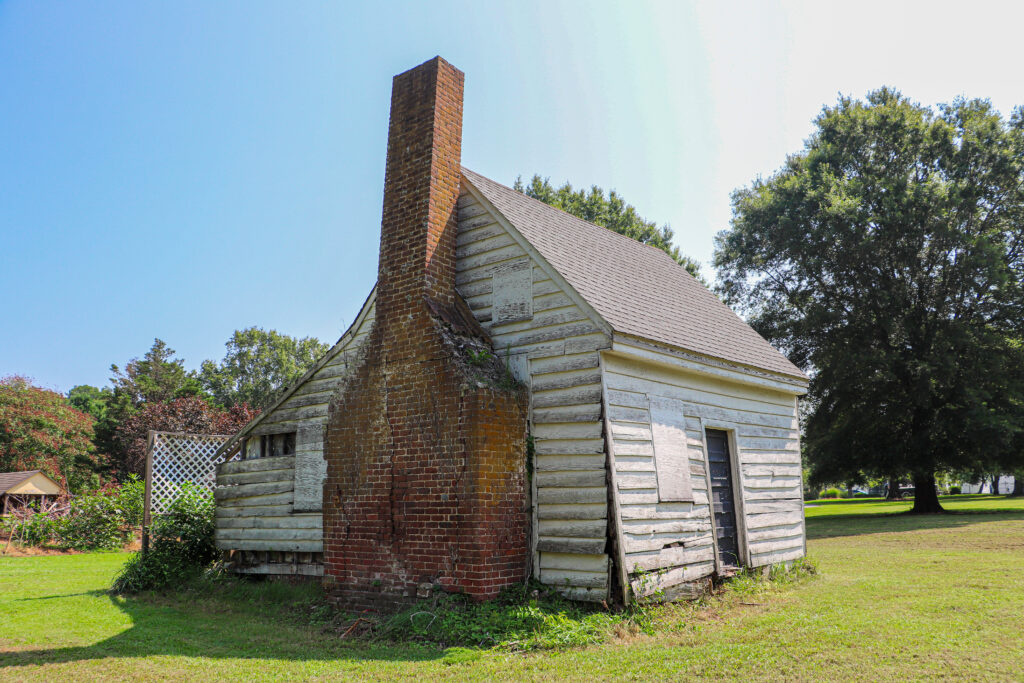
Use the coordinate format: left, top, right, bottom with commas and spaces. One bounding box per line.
648, 396, 695, 502
491, 258, 533, 324
293, 423, 327, 512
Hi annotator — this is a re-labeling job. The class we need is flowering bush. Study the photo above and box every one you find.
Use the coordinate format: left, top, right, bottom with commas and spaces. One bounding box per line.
0, 375, 103, 491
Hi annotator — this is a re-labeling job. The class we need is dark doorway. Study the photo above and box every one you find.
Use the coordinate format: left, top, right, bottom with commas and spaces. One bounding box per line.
705, 429, 741, 568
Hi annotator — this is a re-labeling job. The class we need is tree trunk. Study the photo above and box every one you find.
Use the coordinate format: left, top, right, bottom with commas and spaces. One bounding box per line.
1010, 476, 1023, 498
910, 471, 944, 513
886, 476, 901, 500
990, 475, 1000, 495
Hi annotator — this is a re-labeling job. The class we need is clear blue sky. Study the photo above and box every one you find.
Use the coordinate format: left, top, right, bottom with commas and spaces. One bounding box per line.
3, 1, 1022, 392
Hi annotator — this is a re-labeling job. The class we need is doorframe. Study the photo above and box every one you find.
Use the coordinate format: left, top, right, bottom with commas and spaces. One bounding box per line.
698, 419, 750, 568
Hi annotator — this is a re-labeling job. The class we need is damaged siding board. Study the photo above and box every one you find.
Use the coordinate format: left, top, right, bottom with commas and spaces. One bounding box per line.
603, 349, 805, 587
491, 257, 533, 324
456, 190, 612, 602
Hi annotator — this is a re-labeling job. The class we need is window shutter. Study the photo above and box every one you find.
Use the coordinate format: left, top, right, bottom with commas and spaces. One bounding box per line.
293, 423, 326, 512
648, 396, 695, 502
491, 258, 533, 324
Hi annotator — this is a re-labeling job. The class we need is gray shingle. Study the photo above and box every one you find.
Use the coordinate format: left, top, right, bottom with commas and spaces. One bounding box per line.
463, 168, 807, 381
0, 470, 43, 494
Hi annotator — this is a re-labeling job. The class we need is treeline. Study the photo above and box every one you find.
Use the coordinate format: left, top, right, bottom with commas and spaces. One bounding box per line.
522, 89, 1024, 513
1, 328, 329, 491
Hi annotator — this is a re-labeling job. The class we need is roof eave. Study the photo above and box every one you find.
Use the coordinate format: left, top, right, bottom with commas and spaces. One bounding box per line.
611, 332, 810, 395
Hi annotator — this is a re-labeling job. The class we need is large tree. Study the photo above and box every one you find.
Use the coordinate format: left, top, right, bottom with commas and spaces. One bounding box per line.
113, 396, 257, 476
199, 327, 330, 410
0, 376, 103, 491
514, 175, 704, 280
95, 339, 207, 475
715, 89, 1024, 513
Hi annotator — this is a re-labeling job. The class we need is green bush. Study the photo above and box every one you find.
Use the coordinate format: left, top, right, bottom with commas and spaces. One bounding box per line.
112, 483, 217, 593
7, 477, 144, 551
59, 491, 126, 550
949, 485, 962, 495
820, 488, 842, 499
853, 492, 870, 498
113, 474, 145, 527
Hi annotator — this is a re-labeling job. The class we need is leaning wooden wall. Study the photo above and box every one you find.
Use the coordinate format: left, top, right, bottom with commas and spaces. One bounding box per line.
602, 348, 805, 598
456, 189, 613, 601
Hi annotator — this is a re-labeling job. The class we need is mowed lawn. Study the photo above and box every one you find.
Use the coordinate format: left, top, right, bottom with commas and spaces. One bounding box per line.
2, 496, 1023, 681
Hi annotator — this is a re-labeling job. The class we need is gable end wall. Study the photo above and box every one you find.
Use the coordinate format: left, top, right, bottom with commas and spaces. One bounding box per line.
457, 190, 613, 602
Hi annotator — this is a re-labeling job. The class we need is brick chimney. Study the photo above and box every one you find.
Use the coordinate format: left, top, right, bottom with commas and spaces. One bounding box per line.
377, 57, 463, 313
322, 57, 529, 608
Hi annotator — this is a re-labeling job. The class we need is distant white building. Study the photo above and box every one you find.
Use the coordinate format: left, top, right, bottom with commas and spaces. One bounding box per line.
961, 476, 1016, 495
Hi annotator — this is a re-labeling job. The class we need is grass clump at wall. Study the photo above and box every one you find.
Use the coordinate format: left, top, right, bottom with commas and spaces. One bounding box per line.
374, 583, 623, 651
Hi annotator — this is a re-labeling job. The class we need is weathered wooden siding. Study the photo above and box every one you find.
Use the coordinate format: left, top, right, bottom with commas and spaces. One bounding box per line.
602, 347, 805, 597
457, 189, 613, 601
214, 455, 322, 552
215, 293, 376, 563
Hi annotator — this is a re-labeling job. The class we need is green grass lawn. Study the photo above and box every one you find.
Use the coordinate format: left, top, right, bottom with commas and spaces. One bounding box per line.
2, 495, 1024, 681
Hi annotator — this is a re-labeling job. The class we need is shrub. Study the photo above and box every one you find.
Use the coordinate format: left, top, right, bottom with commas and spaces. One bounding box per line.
820, 488, 842, 499
59, 490, 126, 550
7, 478, 143, 551
949, 485, 962, 495
112, 483, 217, 593
853, 492, 870, 498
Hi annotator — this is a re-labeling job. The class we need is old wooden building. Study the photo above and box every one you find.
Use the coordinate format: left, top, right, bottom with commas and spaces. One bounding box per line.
213, 57, 808, 605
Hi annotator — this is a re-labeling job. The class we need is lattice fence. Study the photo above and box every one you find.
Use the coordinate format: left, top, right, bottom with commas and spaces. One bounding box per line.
144, 431, 240, 515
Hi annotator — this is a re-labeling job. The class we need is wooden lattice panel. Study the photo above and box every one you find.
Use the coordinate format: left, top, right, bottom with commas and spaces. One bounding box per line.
146, 431, 238, 514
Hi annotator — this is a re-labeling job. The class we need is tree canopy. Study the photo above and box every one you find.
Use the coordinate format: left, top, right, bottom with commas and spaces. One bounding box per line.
1, 376, 102, 491
113, 396, 256, 476
715, 89, 1024, 513
514, 175, 704, 280
199, 327, 330, 410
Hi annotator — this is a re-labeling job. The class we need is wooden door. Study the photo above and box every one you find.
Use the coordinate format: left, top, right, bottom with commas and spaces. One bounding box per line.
705, 429, 740, 568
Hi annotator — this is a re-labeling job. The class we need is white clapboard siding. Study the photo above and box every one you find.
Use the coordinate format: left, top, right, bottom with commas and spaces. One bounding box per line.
457, 190, 612, 601
603, 348, 806, 590
213, 456, 323, 553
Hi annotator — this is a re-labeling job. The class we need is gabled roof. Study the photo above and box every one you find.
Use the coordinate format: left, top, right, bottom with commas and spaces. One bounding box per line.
462, 168, 807, 381
0, 471, 64, 495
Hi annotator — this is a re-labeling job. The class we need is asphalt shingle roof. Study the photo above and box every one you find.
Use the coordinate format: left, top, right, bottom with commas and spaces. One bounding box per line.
463, 168, 807, 381
0, 471, 43, 494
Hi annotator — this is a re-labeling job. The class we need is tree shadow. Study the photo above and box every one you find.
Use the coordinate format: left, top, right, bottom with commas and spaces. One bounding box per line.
0, 587, 443, 670
806, 509, 1024, 540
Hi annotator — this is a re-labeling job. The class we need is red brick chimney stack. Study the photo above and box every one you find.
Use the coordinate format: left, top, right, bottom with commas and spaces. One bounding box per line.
323, 57, 528, 609
378, 57, 464, 313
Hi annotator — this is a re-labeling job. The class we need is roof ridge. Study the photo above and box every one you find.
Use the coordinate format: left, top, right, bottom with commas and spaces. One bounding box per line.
461, 167, 688, 269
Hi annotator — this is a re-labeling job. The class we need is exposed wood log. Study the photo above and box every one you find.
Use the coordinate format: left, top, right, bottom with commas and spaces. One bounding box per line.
218, 456, 295, 476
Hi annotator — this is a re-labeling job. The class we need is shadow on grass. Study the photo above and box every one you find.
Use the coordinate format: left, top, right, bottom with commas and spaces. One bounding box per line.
0, 587, 443, 669
807, 508, 1024, 541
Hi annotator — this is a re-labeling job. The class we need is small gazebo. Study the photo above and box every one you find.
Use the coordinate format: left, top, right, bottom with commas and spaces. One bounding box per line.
0, 471, 65, 514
